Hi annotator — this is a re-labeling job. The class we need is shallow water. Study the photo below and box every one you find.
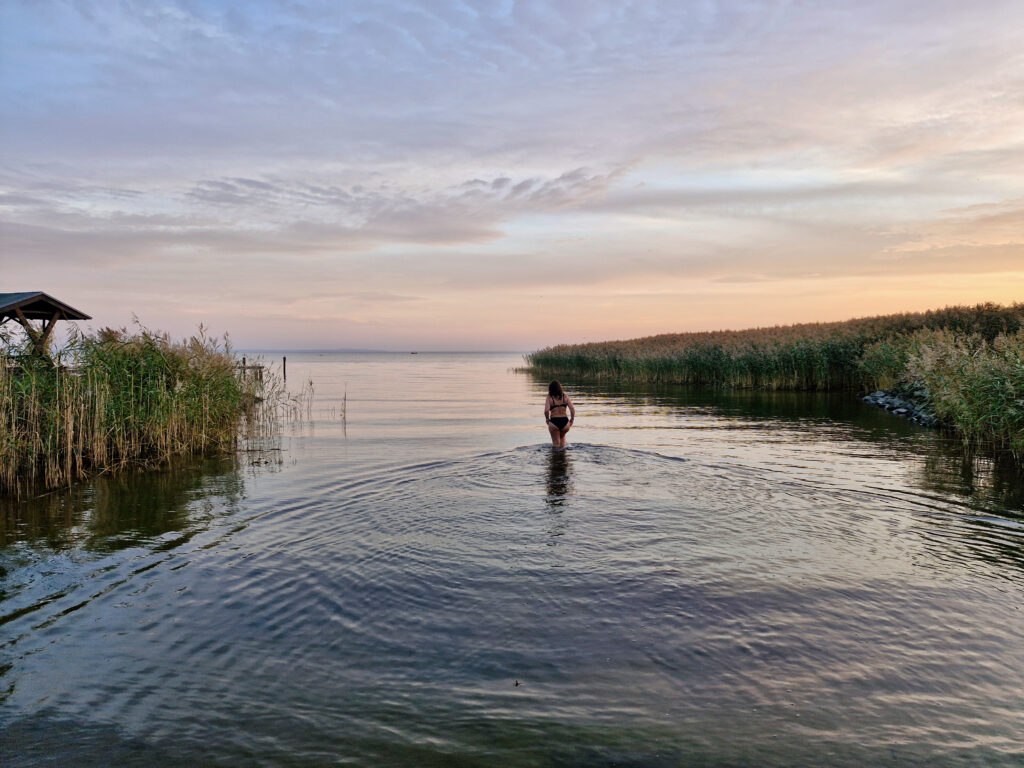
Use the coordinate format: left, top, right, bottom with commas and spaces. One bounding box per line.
2, 352, 1023, 766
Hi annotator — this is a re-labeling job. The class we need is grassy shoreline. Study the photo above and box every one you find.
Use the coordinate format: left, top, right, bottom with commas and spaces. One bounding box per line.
1, 324, 289, 497
526, 303, 1024, 458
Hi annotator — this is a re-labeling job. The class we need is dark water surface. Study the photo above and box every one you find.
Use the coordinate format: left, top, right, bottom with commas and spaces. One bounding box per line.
2, 352, 1023, 766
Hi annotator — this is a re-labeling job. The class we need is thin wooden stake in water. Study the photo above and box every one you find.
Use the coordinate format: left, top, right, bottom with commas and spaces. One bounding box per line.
283, 356, 287, 382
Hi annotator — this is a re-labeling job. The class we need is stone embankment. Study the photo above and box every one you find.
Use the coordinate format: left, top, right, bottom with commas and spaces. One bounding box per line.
861, 390, 940, 428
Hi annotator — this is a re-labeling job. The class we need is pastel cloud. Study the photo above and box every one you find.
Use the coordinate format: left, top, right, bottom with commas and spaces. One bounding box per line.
1, 1, 1023, 349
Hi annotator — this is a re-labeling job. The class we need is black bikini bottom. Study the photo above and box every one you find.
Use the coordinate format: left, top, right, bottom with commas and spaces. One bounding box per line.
550, 416, 570, 429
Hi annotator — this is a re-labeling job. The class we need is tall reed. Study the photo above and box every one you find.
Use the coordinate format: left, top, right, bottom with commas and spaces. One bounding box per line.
900, 329, 1024, 458
526, 302, 1024, 391
0, 324, 279, 497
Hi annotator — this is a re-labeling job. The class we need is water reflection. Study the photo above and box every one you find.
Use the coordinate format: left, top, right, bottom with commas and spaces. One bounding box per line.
544, 448, 574, 548
904, 444, 1024, 579
0, 451, 272, 553
529, 372, 1024, 520
527, 373, 882, 423
0, 450, 272, 665
918, 446, 1024, 516
545, 447, 574, 509
2, 355, 1023, 767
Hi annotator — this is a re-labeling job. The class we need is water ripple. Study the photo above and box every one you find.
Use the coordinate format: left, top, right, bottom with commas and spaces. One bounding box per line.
3, 357, 1024, 766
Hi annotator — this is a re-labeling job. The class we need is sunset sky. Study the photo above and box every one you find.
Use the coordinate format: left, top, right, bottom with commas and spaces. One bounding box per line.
2, 1, 1023, 351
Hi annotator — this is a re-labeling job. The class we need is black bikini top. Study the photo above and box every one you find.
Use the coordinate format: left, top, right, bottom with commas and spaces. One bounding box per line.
550, 397, 569, 409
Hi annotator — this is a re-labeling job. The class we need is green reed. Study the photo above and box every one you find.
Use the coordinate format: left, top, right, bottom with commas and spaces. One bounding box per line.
900, 329, 1024, 458
527, 302, 1024, 389
0, 324, 289, 497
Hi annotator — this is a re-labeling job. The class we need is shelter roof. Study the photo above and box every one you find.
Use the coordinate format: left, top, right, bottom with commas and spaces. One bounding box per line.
0, 292, 91, 321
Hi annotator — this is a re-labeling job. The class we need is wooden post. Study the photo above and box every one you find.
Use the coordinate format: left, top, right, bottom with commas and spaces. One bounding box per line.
14, 307, 41, 348
13, 307, 61, 359
283, 356, 287, 382
39, 309, 63, 351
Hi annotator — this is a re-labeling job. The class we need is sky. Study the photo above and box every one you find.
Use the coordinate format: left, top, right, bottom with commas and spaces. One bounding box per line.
2, 1, 1023, 351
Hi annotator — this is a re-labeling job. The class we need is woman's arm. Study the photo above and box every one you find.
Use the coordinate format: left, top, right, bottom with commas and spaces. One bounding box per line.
543, 395, 552, 422
568, 396, 576, 422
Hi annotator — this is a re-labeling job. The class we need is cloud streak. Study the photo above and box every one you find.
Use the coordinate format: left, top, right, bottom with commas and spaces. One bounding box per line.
2, 1, 1024, 348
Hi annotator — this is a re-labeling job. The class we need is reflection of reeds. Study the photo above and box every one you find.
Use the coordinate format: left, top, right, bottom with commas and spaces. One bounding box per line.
0, 452, 252, 550
315, 383, 347, 429
0, 324, 309, 497
526, 302, 1024, 459
919, 441, 1024, 514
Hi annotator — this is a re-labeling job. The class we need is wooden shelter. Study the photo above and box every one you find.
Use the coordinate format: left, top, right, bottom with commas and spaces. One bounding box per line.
0, 292, 91, 358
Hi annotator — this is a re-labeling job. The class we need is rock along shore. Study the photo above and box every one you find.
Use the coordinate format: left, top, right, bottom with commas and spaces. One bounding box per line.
861, 390, 940, 428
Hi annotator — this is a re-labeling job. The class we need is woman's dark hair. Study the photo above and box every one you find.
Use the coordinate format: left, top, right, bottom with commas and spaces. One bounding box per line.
548, 381, 564, 399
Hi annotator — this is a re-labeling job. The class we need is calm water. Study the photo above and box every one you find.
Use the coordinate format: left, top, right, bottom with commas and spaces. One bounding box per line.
2, 352, 1023, 767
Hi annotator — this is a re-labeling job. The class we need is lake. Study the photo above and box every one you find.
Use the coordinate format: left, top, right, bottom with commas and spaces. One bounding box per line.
2, 352, 1023, 767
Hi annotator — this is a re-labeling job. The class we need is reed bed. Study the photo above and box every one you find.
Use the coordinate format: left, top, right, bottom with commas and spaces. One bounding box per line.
900, 329, 1024, 458
526, 302, 1024, 456
527, 303, 1024, 390
0, 325, 297, 497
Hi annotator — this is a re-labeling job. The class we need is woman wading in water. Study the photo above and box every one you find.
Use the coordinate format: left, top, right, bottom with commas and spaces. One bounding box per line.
544, 381, 575, 448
